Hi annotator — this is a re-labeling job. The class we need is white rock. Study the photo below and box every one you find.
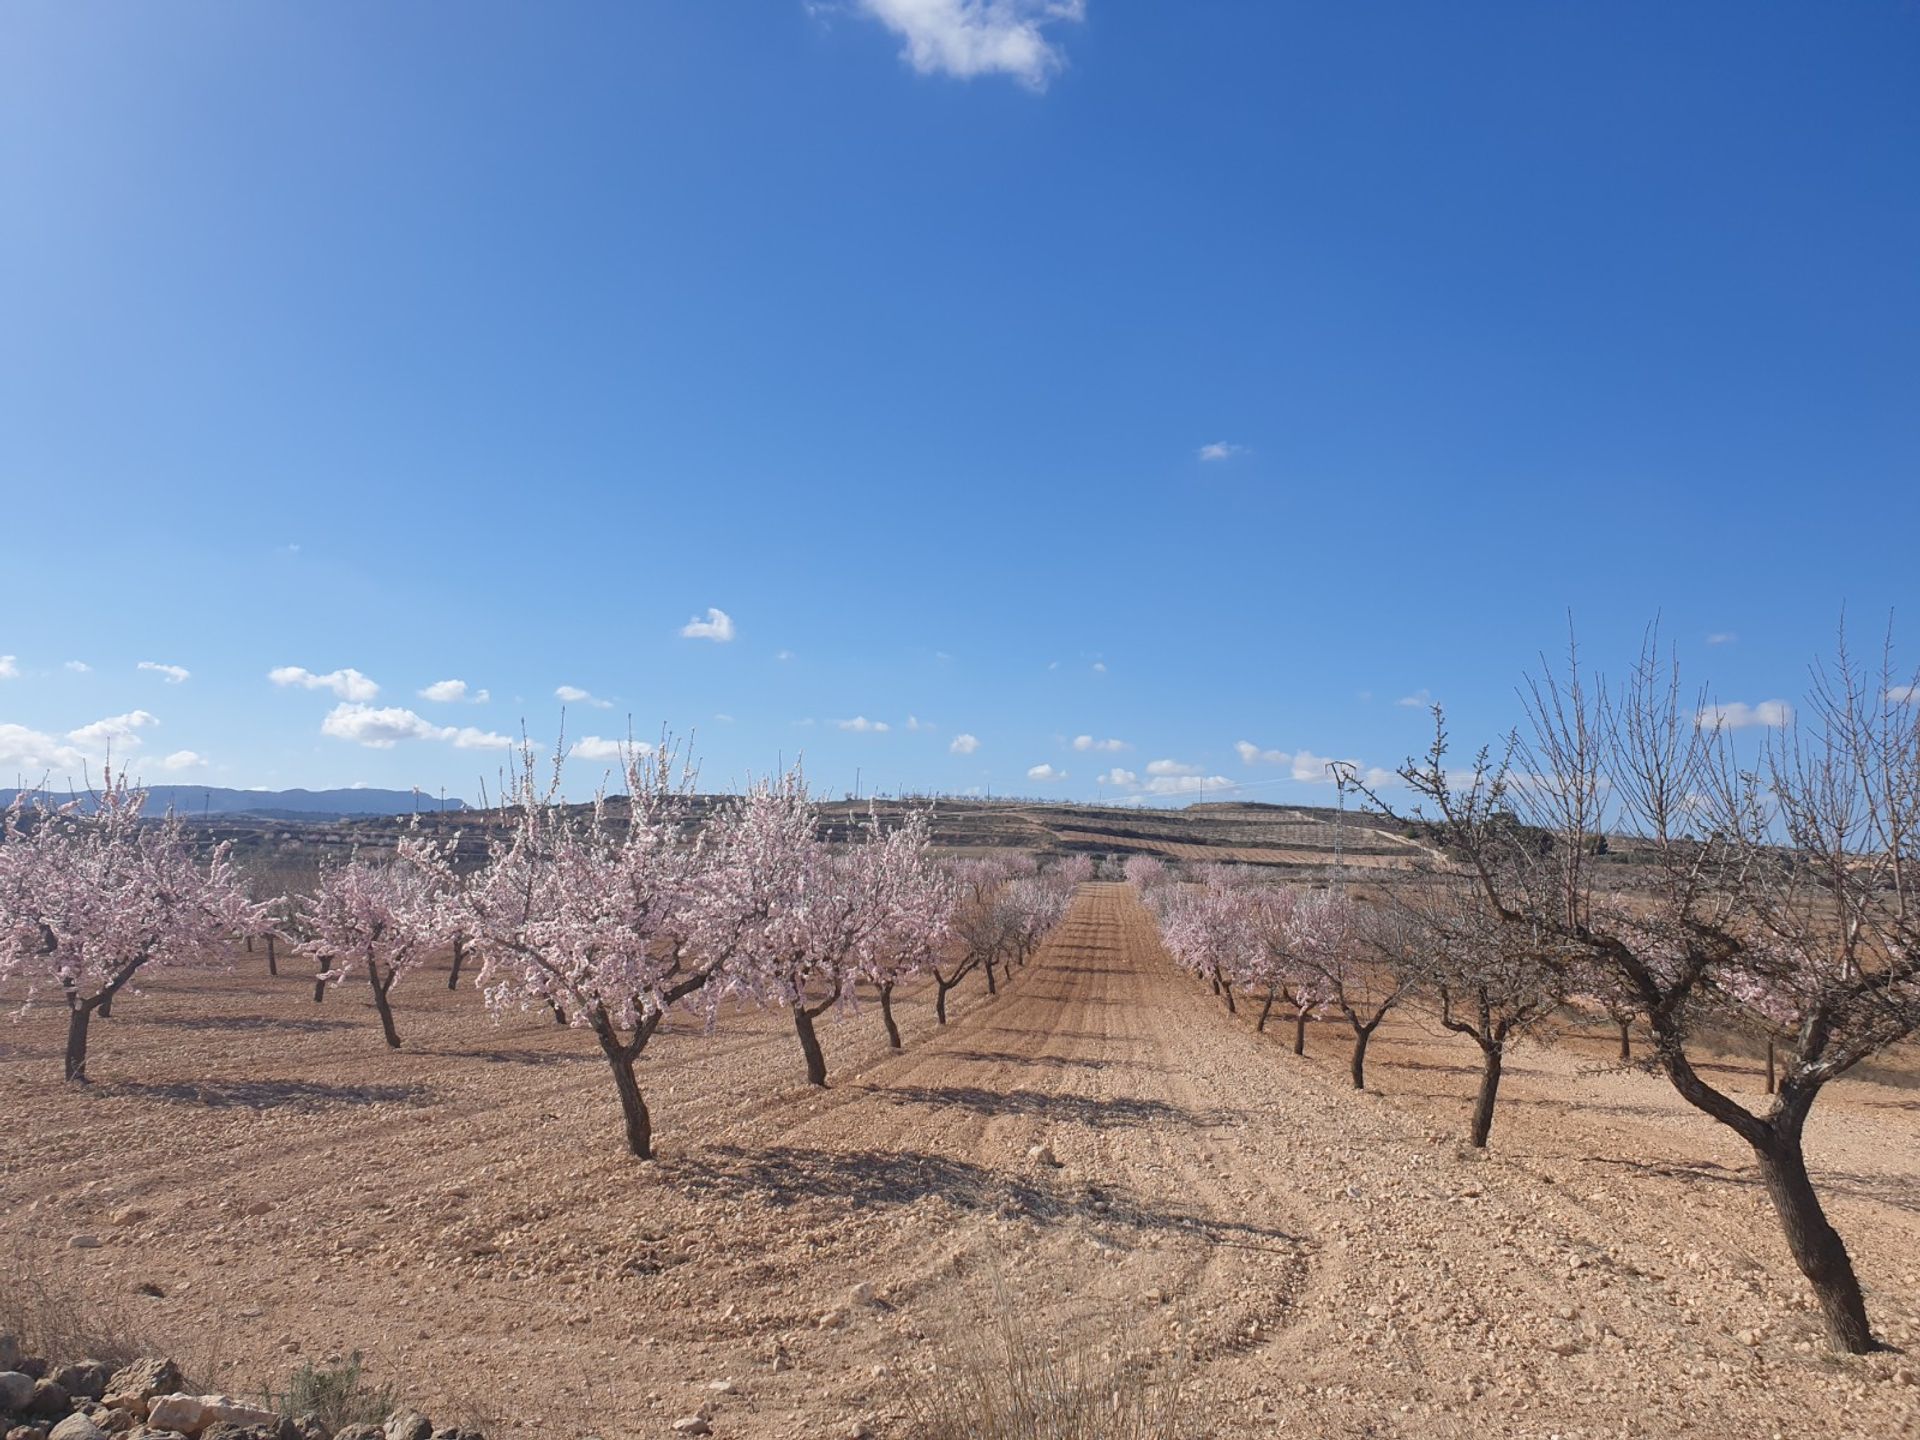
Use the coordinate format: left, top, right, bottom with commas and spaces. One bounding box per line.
49, 1416, 108, 1440
672, 1418, 712, 1435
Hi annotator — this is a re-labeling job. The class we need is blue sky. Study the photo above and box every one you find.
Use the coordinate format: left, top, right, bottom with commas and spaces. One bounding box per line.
3, 2, 1916, 805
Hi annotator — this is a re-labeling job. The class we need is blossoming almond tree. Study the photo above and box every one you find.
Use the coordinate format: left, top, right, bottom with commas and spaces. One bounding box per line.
465, 741, 716, 1160
0, 773, 252, 1081
852, 809, 955, 1050
298, 834, 459, 1049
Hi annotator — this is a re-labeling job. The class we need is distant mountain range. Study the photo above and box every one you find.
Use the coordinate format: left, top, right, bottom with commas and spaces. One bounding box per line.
0, 785, 470, 821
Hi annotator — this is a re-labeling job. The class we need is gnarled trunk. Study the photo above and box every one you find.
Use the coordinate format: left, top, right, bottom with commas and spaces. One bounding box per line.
793, 1005, 829, 1087
313, 963, 329, 1003
879, 982, 902, 1050
266, 934, 277, 976
935, 977, 954, 1025
1470, 1045, 1503, 1148
598, 1036, 653, 1159
1220, 979, 1236, 1015
1617, 1019, 1630, 1063
1349, 1026, 1372, 1090
1256, 988, 1275, 1034
1294, 1010, 1308, 1056
984, 959, 998, 996
447, 935, 465, 991
65, 1003, 93, 1082
369, 968, 402, 1049
1753, 1123, 1873, 1353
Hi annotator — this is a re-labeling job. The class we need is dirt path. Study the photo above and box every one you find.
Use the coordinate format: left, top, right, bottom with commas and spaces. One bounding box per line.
5, 883, 1916, 1437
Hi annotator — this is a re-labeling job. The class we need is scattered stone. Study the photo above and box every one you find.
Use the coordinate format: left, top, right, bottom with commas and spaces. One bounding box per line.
0, 1373, 36, 1411
24, 1381, 71, 1421
383, 1413, 432, 1440
705, 1380, 735, 1394
1026, 1144, 1059, 1167
67, 1235, 102, 1250
109, 1209, 150, 1228
848, 1282, 876, 1307
669, 1419, 710, 1436
54, 1363, 113, 1403
105, 1363, 182, 1405
5, 1427, 49, 1440
815, 1309, 846, 1330
330, 1427, 382, 1440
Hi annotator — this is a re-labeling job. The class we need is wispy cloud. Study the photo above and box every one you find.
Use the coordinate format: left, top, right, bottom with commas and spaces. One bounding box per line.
1706, 632, 1738, 646
571, 735, 654, 763
1235, 739, 1395, 787
138, 660, 190, 684
555, 684, 613, 710
950, 732, 980, 755
1072, 735, 1128, 753
64, 660, 90, 674
1889, 683, 1919, 704
846, 0, 1085, 90
1197, 441, 1248, 462
270, 665, 378, 701
680, 607, 736, 642
1395, 689, 1433, 708
1100, 764, 1233, 798
1026, 762, 1067, 781
0, 655, 17, 680
68, 710, 160, 751
155, 749, 205, 772
838, 715, 891, 733
1097, 767, 1137, 787
1091, 660, 1107, 673
321, 703, 515, 750
0, 723, 88, 777
1144, 758, 1198, 776
905, 715, 934, 731
419, 678, 488, 704
1697, 699, 1793, 730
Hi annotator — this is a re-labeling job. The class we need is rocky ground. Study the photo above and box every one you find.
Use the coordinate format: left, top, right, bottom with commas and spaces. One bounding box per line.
4, 883, 1916, 1438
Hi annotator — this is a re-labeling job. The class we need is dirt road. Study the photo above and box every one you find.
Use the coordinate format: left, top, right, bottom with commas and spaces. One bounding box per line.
5, 882, 1916, 1437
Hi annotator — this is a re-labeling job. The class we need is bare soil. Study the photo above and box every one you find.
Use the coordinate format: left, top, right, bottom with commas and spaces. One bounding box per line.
5, 882, 1916, 1438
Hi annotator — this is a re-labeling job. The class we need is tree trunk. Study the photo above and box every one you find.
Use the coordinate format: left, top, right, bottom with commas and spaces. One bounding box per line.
266, 934, 277, 976
793, 1006, 829, 1087
879, 983, 902, 1050
97, 991, 114, 1019
369, 969, 402, 1049
246, 935, 254, 952
1470, 1045, 1504, 1148
984, 959, 998, 996
1209, 973, 1221, 996
1753, 1126, 1875, 1353
1294, 1010, 1308, 1056
1765, 1037, 1777, 1095
1256, 988, 1275, 1034
602, 1045, 653, 1159
1617, 1018, 1630, 1063
65, 1004, 93, 1083
313, 968, 328, 1003
935, 978, 953, 1025
447, 935, 465, 991
1349, 1026, 1371, 1090
1220, 979, 1236, 1015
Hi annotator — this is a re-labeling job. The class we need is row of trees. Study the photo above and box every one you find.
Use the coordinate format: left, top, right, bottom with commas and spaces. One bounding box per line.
1134, 626, 1920, 1356
0, 745, 1086, 1161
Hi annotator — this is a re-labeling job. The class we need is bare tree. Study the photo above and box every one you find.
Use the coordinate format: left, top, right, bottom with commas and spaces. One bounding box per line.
1366, 626, 1920, 1352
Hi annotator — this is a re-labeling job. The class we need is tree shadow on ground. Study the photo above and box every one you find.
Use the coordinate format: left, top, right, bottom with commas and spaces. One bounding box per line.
871, 1083, 1211, 1131
138, 1013, 359, 1034
939, 1049, 1147, 1073
1582, 1155, 1920, 1217
668, 1144, 1306, 1253
107, 1078, 434, 1111
414, 1046, 593, 1068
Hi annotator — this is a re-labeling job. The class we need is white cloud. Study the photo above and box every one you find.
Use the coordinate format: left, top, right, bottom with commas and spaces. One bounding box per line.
571, 736, 654, 763
0, 655, 17, 679
138, 661, 190, 684
713, 712, 735, 724
1234, 739, 1395, 788
1197, 441, 1248, 462
1072, 735, 1128, 753
1026, 763, 1067, 781
1697, 700, 1793, 731
555, 685, 613, 709
838, 716, 891, 733
1144, 773, 1233, 796
1092, 660, 1107, 673
64, 660, 90, 674
1707, 632, 1738, 646
850, 0, 1084, 89
950, 733, 980, 755
680, 607, 736, 643
1145, 758, 1198, 776
1098, 764, 1233, 798
905, 715, 934, 731
270, 666, 378, 701
67, 710, 160, 751
776, 649, 795, 662
419, 679, 488, 704
1889, 684, 1919, 704
321, 703, 515, 751
0, 723, 89, 778
1395, 689, 1432, 708
155, 750, 205, 772
1097, 767, 1138, 787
